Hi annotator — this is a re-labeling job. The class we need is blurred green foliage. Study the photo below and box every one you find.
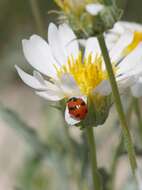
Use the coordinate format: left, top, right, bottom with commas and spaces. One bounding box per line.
118, 0, 142, 23
0, 0, 55, 48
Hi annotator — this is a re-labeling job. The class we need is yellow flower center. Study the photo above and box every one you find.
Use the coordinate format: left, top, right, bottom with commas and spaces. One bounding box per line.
55, 52, 110, 96
124, 31, 142, 55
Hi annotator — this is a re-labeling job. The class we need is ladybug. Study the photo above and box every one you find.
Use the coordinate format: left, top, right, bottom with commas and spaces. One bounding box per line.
67, 97, 88, 120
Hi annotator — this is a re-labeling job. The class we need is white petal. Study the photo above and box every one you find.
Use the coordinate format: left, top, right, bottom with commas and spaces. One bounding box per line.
36, 90, 64, 101
65, 106, 81, 126
33, 70, 46, 85
117, 21, 142, 32
86, 3, 104, 15
15, 65, 47, 90
105, 33, 119, 50
107, 22, 142, 52
48, 23, 67, 65
33, 70, 60, 91
78, 39, 86, 47
22, 35, 57, 78
93, 80, 112, 96
108, 21, 142, 39
131, 83, 142, 97
59, 24, 79, 59
15, 65, 58, 91
59, 73, 81, 97
109, 32, 134, 63
105, 22, 126, 51
130, 77, 142, 97
117, 75, 137, 93
85, 37, 101, 60
118, 43, 142, 76
109, 22, 125, 35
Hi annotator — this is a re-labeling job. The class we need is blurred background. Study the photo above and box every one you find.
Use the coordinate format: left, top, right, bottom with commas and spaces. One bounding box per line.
0, 0, 142, 190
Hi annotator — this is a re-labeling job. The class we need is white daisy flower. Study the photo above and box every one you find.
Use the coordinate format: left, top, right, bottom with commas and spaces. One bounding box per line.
106, 21, 142, 49
106, 21, 142, 97
15, 23, 142, 126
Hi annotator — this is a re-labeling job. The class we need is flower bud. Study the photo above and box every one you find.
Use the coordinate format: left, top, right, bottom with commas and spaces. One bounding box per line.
80, 95, 112, 128
54, 0, 122, 37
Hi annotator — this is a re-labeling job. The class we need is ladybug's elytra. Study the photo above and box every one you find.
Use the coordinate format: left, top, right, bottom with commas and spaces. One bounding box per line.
67, 97, 88, 120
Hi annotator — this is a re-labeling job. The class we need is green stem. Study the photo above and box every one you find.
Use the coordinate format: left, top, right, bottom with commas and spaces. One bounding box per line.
97, 34, 137, 174
29, 0, 45, 37
86, 127, 102, 190
133, 98, 142, 141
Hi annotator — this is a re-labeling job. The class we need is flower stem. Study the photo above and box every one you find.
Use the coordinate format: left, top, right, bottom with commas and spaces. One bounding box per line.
29, 0, 45, 37
97, 34, 137, 174
86, 127, 102, 190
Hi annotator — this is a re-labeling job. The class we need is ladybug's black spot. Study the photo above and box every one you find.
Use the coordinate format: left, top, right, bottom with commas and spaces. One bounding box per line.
81, 102, 85, 106
68, 97, 78, 102
69, 106, 76, 111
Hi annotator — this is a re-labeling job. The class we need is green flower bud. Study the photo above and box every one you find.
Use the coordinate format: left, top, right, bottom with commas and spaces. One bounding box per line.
54, 0, 122, 37
80, 95, 112, 128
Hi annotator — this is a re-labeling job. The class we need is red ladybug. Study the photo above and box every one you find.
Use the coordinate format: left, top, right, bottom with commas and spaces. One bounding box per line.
67, 97, 88, 120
